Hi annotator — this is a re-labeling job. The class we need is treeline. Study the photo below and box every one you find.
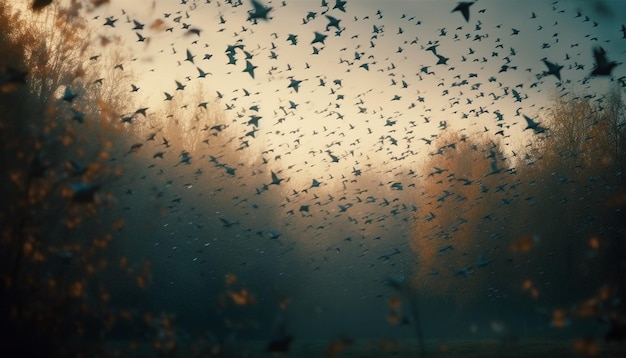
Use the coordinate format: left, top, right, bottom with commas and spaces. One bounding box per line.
409, 89, 626, 323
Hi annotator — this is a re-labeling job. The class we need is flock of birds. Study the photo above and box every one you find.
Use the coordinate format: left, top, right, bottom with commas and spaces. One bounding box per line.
10, 0, 622, 351
79, 0, 624, 243
43, 0, 626, 343
87, 0, 625, 160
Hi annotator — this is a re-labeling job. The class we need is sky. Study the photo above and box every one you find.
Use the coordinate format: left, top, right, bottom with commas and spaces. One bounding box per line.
86, 0, 626, 181
70, 0, 626, 340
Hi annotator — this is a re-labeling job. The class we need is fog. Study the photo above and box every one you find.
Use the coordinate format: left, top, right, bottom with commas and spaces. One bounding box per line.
1, 0, 625, 356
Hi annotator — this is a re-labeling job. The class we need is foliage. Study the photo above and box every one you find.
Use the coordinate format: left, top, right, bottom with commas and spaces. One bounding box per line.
410, 130, 514, 301
409, 89, 626, 325
0, 2, 150, 355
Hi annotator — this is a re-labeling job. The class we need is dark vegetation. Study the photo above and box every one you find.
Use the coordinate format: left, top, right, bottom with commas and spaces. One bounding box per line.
0, 2, 285, 356
0, 2, 146, 356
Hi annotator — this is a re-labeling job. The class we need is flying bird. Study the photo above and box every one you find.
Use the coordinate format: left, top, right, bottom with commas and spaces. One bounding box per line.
591, 46, 619, 76
219, 217, 239, 228
452, 2, 474, 22
523, 114, 547, 133
248, 0, 273, 22
270, 171, 284, 185
311, 31, 328, 45
103, 17, 117, 27
288, 78, 303, 93
70, 108, 85, 123
333, 0, 347, 12
542, 58, 563, 81
185, 49, 195, 64
287, 34, 298, 45
325, 15, 341, 31
62, 86, 78, 102
132, 19, 144, 30
243, 60, 257, 78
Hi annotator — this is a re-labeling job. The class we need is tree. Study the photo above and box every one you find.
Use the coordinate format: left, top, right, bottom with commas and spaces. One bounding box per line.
408, 91, 626, 334
409, 130, 513, 302
1, 2, 150, 355
14, 2, 91, 107
513, 89, 626, 299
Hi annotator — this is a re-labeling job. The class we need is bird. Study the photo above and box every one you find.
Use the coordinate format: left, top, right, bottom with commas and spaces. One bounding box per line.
270, 171, 284, 185
523, 114, 547, 133
197, 67, 211, 78
542, 58, 563, 81
131, 19, 144, 30
247, 115, 262, 127
243, 60, 257, 78
310, 179, 321, 188
178, 151, 191, 165
287, 34, 298, 45
591, 46, 619, 76
485, 159, 503, 176
135, 32, 147, 42
325, 15, 341, 31
248, 0, 273, 22
219, 217, 238, 228
103, 17, 117, 27
311, 31, 328, 45
134, 107, 148, 117
288, 78, 303, 93
62, 86, 78, 102
435, 54, 449, 65
185, 49, 195, 64
452, 2, 474, 22
333, 0, 347, 12
70, 108, 85, 123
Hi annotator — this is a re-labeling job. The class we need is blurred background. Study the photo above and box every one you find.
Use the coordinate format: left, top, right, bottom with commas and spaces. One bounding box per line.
1, 0, 625, 356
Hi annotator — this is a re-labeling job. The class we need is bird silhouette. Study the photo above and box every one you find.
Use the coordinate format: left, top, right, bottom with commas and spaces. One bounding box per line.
270, 171, 284, 185
523, 114, 547, 133
62, 86, 78, 102
243, 60, 257, 78
542, 58, 563, 81
452, 2, 474, 22
591, 46, 619, 76
248, 0, 273, 22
